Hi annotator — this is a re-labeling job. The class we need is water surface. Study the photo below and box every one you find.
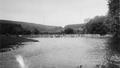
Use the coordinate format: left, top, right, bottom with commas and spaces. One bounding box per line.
0, 37, 107, 68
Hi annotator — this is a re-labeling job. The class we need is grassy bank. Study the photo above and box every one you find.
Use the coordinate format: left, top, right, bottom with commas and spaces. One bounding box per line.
0, 35, 38, 52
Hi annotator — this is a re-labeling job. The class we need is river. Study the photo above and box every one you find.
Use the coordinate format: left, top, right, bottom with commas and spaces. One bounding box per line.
0, 37, 108, 68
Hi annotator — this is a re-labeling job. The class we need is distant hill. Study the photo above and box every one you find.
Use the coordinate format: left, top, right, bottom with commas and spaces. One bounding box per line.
64, 24, 86, 30
0, 20, 63, 34
0, 20, 88, 34
64, 24, 86, 34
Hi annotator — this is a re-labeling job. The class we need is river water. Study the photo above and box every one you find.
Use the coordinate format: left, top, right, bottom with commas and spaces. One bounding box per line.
0, 37, 109, 68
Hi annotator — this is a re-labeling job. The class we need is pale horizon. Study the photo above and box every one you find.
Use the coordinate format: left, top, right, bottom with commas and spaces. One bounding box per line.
0, 0, 108, 26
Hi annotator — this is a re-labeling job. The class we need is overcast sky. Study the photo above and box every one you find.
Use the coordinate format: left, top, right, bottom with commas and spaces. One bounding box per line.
0, 0, 108, 26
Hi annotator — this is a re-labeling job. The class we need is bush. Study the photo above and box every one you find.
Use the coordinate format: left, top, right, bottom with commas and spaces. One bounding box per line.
64, 28, 74, 34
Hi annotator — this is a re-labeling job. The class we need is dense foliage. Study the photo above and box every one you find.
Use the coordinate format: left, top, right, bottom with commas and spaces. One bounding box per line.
84, 16, 110, 35
108, 0, 120, 36
64, 28, 74, 34
82, 0, 120, 35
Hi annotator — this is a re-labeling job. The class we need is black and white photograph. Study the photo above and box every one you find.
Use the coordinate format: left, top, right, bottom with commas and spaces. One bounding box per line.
0, 0, 120, 68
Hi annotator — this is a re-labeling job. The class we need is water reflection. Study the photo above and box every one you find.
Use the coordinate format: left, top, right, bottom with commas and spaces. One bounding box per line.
15, 55, 28, 68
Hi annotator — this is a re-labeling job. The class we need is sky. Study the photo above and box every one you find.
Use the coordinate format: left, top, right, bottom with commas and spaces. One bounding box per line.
0, 0, 108, 26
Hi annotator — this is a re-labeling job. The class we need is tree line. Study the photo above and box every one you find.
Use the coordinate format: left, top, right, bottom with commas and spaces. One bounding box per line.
0, 22, 40, 35
0, 16, 116, 35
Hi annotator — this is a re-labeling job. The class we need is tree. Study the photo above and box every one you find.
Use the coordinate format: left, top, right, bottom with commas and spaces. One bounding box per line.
33, 29, 40, 34
108, 0, 120, 36
64, 28, 74, 34
85, 16, 110, 35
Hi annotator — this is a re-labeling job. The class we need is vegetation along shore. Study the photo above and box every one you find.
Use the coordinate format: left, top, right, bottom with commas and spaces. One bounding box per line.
0, 35, 38, 52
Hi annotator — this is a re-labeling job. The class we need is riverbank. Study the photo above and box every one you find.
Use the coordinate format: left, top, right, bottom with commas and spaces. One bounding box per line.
0, 35, 38, 52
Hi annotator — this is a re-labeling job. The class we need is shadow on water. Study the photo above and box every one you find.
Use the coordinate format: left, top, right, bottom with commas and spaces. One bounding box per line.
77, 36, 120, 68
88, 36, 120, 68
105, 35, 120, 68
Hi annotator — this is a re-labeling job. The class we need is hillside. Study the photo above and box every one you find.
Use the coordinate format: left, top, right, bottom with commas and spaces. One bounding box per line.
0, 20, 63, 34
64, 24, 85, 30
